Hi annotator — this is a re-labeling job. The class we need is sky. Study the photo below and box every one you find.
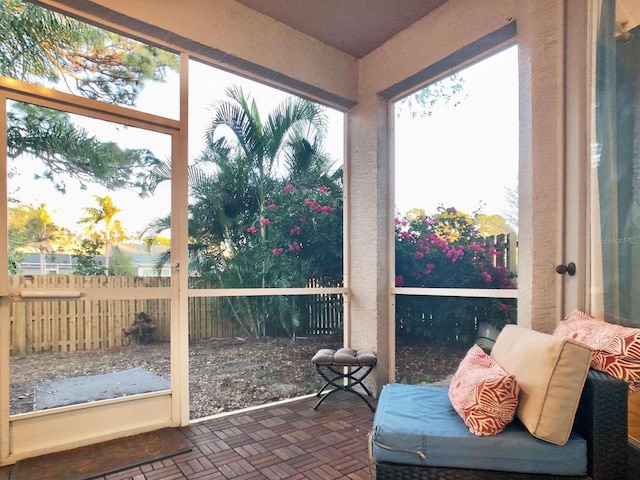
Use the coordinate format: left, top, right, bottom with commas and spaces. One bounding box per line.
9, 46, 518, 238
394, 45, 519, 221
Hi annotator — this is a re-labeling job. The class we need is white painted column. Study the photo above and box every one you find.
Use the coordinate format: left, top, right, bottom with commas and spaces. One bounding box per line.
516, 0, 567, 333
346, 95, 392, 394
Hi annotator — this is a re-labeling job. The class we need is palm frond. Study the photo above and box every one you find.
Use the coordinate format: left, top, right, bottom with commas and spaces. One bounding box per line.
264, 97, 327, 167
141, 215, 171, 238
206, 85, 265, 166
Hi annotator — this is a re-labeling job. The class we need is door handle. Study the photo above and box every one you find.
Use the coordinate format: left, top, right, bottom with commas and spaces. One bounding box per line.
556, 262, 576, 276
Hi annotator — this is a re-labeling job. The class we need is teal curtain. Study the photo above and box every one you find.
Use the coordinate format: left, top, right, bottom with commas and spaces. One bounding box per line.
615, 24, 640, 326
596, 0, 640, 326
595, 0, 619, 322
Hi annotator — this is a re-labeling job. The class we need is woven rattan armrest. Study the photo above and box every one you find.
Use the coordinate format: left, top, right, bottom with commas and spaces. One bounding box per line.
573, 369, 628, 480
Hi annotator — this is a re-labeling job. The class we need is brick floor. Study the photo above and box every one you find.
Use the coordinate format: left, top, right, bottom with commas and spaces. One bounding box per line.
4, 392, 640, 480
92, 391, 375, 480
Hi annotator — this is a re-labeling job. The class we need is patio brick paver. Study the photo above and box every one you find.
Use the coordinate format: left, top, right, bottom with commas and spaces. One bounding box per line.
91, 390, 376, 480
7, 395, 638, 479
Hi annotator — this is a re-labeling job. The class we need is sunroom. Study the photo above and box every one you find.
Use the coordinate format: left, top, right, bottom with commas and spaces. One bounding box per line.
1, 0, 639, 473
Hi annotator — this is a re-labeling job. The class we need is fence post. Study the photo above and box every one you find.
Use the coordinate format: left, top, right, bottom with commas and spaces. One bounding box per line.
496, 234, 507, 268
485, 235, 496, 267
15, 301, 27, 355
507, 232, 518, 275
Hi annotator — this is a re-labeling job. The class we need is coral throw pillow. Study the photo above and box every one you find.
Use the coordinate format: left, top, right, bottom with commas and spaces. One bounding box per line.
448, 345, 519, 436
554, 309, 640, 391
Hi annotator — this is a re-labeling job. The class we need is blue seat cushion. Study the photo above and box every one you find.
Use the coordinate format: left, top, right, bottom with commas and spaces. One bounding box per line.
372, 383, 587, 475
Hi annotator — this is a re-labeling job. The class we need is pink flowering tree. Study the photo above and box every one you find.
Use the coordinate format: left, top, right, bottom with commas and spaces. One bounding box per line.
210, 180, 342, 338
395, 206, 516, 345
177, 86, 343, 338
243, 182, 343, 286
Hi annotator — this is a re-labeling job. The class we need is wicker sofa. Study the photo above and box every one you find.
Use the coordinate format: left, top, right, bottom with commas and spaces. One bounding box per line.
374, 369, 628, 479
371, 324, 628, 480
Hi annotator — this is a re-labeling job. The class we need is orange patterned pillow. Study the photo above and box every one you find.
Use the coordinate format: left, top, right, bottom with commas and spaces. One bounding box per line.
554, 309, 640, 391
448, 345, 519, 436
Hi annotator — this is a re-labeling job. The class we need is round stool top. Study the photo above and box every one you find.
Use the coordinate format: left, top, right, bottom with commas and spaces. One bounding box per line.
312, 347, 377, 366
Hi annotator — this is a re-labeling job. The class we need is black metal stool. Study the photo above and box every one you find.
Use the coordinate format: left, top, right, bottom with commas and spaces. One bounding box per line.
311, 347, 377, 412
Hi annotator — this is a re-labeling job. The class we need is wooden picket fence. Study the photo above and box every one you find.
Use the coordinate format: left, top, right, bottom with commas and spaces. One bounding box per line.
7, 233, 514, 356
7, 275, 341, 356
486, 233, 518, 274
8, 275, 234, 355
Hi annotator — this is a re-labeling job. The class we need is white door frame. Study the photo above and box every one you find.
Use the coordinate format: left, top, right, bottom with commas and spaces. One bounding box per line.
563, 0, 596, 316
0, 77, 187, 465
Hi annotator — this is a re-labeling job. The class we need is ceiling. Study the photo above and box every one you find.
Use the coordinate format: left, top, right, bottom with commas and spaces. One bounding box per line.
235, 0, 447, 59
617, 0, 640, 32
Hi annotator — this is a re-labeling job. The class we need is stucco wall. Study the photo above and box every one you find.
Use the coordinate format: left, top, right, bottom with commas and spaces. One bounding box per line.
359, 0, 516, 99
513, 0, 566, 333
348, 0, 566, 386
345, 94, 392, 391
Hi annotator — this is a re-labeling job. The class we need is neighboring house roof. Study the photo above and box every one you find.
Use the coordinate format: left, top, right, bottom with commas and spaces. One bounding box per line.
19, 252, 78, 265
112, 244, 170, 268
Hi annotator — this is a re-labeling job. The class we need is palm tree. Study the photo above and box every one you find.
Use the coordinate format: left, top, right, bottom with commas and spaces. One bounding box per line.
147, 84, 335, 272
205, 85, 328, 213
146, 85, 341, 337
24, 203, 61, 274
78, 195, 127, 273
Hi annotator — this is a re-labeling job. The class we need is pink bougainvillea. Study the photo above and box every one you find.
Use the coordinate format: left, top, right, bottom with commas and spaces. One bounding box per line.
394, 206, 517, 343
304, 198, 335, 214
241, 179, 343, 289
288, 241, 301, 252
395, 206, 516, 290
